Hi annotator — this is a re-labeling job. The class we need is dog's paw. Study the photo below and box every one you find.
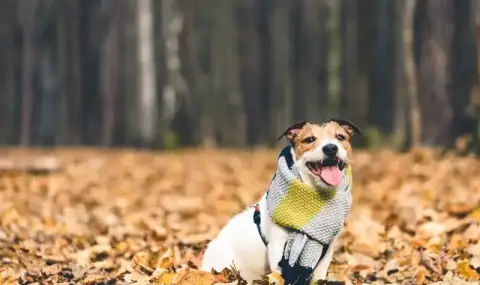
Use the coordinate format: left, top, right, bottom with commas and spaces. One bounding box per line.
267, 272, 284, 285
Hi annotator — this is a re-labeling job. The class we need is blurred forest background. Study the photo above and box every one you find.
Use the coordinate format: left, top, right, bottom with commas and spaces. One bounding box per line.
1, 0, 480, 151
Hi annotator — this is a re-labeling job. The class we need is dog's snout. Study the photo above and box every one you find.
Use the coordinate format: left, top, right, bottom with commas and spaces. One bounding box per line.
322, 144, 338, 156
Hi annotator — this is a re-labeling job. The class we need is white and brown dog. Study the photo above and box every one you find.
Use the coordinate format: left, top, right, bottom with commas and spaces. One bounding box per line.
201, 119, 361, 284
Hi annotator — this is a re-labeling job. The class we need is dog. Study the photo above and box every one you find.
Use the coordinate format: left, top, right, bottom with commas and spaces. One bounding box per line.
201, 119, 361, 285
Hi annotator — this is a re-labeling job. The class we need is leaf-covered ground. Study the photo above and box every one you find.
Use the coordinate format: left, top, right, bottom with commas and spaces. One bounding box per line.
0, 147, 479, 285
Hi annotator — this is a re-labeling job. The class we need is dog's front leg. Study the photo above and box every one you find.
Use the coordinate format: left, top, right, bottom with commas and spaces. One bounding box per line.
266, 224, 289, 285
309, 236, 337, 284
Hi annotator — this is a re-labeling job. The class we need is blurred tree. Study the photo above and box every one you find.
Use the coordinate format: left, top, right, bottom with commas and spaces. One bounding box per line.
66, 0, 83, 144
327, 0, 341, 118
414, 0, 454, 146
182, 0, 217, 147
368, 0, 395, 134
19, 0, 38, 146
269, 0, 293, 141
159, 0, 188, 147
116, 0, 137, 146
392, 0, 407, 147
340, 0, 368, 127
56, 0, 68, 144
178, 0, 201, 146
292, 0, 330, 124
211, 0, 246, 146
237, 0, 268, 145
0, 0, 18, 145
101, 0, 120, 146
136, 0, 157, 147
352, 0, 373, 128
80, 0, 103, 144
404, 0, 421, 148
37, 0, 59, 145
449, 0, 478, 150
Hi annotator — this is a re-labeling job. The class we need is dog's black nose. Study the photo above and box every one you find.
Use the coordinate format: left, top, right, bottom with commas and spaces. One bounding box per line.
322, 144, 338, 155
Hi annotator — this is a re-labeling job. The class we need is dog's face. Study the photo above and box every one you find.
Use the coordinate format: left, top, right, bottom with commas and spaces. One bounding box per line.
278, 119, 362, 190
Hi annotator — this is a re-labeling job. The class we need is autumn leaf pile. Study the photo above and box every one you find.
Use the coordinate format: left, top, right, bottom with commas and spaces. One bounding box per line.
0, 147, 479, 285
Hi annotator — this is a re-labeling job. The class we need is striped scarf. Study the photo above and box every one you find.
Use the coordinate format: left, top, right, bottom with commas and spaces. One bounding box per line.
266, 146, 352, 284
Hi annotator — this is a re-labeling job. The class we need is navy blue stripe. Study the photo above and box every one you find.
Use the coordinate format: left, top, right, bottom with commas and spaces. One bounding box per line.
278, 242, 329, 285
279, 145, 295, 169
278, 245, 313, 285
253, 205, 268, 246
320, 244, 330, 260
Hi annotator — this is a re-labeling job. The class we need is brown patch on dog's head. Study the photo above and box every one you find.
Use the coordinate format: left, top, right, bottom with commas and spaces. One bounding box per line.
278, 119, 362, 160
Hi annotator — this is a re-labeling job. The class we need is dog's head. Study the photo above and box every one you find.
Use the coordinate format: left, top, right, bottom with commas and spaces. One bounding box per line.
277, 119, 362, 190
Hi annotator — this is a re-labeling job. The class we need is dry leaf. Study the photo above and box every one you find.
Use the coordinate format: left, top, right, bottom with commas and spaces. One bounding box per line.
150, 267, 177, 284
171, 267, 216, 285
469, 208, 480, 222
456, 259, 479, 281
416, 266, 428, 284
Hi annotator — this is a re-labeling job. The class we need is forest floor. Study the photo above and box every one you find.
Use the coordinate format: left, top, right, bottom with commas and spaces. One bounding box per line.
0, 147, 479, 285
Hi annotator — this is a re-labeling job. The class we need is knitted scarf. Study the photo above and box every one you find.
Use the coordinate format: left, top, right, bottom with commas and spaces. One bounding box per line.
266, 146, 352, 284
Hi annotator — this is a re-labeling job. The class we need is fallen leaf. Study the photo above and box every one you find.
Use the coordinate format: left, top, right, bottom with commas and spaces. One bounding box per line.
456, 259, 479, 281
416, 266, 428, 284
469, 208, 480, 222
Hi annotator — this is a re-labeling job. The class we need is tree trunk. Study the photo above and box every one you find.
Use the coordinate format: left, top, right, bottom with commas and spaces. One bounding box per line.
0, 0, 17, 144
368, 0, 396, 133
340, 0, 357, 118
67, 0, 82, 144
56, 0, 68, 145
292, 0, 330, 123
327, 0, 342, 118
269, 0, 293, 141
210, 0, 246, 147
392, 0, 407, 147
191, 0, 217, 147
340, 0, 367, 125
237, 0, 267, 145
136, 0, 158, 147
415, 0, 454, 145
19, 0, 39, 146
38, 48, 57, 146
117, 0, 138, 145
353, 0, 374, 129
449, 0, 478, 148
403, 0, 421, 148
101, 0, 120, 146
472, 21, 480, 153
160, 0, 188, 147
79, 0, 103, 145
178, 0, 202, 146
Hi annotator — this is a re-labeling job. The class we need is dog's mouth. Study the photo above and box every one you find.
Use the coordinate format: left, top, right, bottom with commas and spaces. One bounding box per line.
306, 157, 346, 186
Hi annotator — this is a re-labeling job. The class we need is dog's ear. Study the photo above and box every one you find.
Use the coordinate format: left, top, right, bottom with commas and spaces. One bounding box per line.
277, 121, 308, 144
329, 118, 362, 136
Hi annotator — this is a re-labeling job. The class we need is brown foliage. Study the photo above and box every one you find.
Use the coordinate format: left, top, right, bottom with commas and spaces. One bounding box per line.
0, 147, 479, 284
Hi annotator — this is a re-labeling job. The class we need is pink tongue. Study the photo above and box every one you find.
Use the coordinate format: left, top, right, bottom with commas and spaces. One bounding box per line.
320, 166, 342, 186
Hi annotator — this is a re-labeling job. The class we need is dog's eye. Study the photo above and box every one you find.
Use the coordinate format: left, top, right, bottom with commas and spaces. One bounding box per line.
336, 134, 346, 141
302, 136, 316, 144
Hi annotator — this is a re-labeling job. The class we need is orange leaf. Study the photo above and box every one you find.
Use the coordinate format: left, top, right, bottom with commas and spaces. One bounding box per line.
470, 208, 480, 223
416, 266, 427, 285
456, 259, 479, 281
